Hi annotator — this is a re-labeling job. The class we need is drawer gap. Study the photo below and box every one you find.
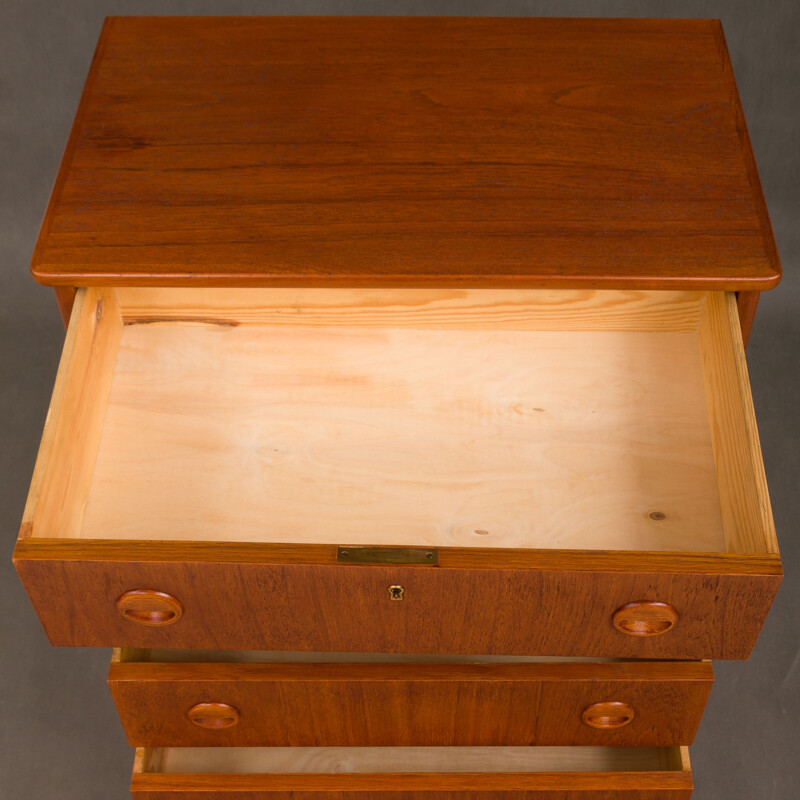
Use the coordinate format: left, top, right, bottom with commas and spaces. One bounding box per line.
146, 745, 688, 774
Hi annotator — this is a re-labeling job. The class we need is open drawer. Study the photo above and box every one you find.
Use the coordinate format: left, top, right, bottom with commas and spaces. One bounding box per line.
109, 649, 713, 747
15, 287, 780, 658
131, 745, 693, 799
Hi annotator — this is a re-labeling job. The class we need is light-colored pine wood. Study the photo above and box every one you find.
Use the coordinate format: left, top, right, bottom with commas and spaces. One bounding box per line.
145, 746, 686, 775
115, 287, 706, 331
134, 747, 164, 775
132, 748, 148, 774
78, 322, 723, 552
138, 649, 616, 664
698, 292, 779, 554
20, 287, 122, 540
26, 288, 776, 559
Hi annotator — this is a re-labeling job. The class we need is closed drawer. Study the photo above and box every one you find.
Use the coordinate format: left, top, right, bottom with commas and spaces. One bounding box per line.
15, 288, 780, 658
131, 745, 692, 799
109, 649, 713, 747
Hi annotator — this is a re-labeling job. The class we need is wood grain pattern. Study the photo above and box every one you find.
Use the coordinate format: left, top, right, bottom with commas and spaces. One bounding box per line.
711, 20, 781, 288
134, 747, 160, 777
612, 602, 679, 637
13, 288, 781, 657
15, 537, 780, 572
150, 746, 686, 773
25, 288, 774, 558
736, 291, 760, 348
130, 746, 692, 798
698, 292, 779, 554
187, 703, 241, 730
53, 286, 76, 326
580, 701, 635, 731
108, 657, 712, 747
79, 319, 723, 553
19, 287, 121, 542
14, 539, 781, 658
32, 17, 777, 291
114, 288, 707, 331
131, 774, 694, 800
117, 590, 184, 626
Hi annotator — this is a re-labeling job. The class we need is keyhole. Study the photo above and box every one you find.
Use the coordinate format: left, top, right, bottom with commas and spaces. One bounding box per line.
389, 585, 405, 601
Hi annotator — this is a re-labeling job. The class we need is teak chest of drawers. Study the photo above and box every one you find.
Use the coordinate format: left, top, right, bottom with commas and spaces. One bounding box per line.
15, 16, 781, 799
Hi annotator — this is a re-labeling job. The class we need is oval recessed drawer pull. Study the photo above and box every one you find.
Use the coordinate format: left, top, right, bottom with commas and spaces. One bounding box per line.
187, 702, 240, 729
612, 601, 678, 636
581, 701, 635, 730
117, 590, 183, 626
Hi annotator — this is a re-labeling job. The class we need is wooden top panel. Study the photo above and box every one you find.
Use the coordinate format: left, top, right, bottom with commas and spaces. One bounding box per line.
33, 16, 780, 289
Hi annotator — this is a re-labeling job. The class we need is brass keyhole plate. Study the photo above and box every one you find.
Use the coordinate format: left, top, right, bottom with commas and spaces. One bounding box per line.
389, 585, 405, 600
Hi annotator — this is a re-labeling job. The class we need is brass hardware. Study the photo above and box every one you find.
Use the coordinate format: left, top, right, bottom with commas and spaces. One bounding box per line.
337, 546, 437, 565
389, 585, 405, 600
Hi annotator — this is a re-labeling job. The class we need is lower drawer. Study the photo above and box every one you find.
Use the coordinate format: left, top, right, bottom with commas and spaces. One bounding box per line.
131, 746, 692, 798
109, 650, 712, 747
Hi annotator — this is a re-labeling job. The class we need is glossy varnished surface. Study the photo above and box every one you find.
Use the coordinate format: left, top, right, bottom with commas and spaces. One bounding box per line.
108, 656, 712, 747
13, 539, 781, 658
33, 17, 779, 290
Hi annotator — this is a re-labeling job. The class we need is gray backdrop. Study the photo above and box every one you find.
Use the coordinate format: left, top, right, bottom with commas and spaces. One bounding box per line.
1, 2, 797, 798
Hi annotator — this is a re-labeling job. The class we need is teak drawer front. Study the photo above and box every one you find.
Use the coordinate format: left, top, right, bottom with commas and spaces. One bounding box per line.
108, 653, 713, 747
131, 746, 693, 799
15, 288, 781, 659
15, 545, 780, 658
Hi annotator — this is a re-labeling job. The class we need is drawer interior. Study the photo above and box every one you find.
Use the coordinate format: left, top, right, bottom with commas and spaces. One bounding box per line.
137, 746, 689, 774
24, 287, 776, 556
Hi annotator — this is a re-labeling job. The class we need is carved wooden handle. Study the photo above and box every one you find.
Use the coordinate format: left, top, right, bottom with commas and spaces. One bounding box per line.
612, 601, 678, 636
581, 701, 635, 729
117, 590, 183, 626
187, 702, 240, 729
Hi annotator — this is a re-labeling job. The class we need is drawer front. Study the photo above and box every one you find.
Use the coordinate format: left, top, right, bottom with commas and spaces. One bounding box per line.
131, 746, 693, 799
108, 657, 713, 747
14, 288, 781, 660
16, 542, 779, 659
